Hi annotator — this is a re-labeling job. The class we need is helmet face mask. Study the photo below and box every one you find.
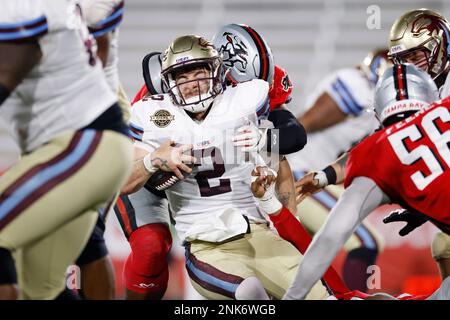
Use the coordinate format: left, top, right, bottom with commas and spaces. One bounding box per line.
161, 35, 225, 113
389, 9, 450, 80
391, 47, 431, 73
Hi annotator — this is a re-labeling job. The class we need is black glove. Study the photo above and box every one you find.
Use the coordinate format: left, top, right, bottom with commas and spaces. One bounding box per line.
383, 208, 428, 237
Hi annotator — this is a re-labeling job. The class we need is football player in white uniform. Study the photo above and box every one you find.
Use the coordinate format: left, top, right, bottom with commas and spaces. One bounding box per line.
286, 49, 389, 292
122, 35, 329, 300
0, 0, 132, 300
75, 0, 127, 300
116, 24, 310, 300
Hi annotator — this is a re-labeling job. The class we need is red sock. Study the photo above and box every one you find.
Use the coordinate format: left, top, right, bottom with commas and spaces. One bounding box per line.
269, 206, 349, 296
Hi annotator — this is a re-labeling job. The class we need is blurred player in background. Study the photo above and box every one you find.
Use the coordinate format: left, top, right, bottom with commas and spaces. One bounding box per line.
0, 0, 132, 300
75, 0, 128, 300
284, 63, 448, 300
286, 49, 390, 291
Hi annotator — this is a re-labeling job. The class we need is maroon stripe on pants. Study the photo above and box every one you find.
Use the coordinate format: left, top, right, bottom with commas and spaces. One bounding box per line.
0, 131, 102, 231
186, 245, 244, 299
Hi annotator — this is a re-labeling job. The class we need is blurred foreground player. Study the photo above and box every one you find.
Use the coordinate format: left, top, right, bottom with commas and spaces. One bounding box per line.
0, 0, 132, 299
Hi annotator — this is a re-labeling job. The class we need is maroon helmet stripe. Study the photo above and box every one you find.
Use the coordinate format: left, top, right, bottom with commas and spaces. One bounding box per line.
242, 25, 269, 81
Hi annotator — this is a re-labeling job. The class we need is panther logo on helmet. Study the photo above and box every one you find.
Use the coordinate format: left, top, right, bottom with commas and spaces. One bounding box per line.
218, 32, 249, 74
212, 24, 274, 85
281, 74, 291, 92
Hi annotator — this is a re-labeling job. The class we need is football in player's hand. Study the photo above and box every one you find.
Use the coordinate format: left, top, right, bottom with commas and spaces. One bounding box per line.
145, 162, 195, 191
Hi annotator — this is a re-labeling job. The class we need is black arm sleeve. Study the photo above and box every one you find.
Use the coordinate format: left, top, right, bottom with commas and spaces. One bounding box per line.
266, 108, 307, 155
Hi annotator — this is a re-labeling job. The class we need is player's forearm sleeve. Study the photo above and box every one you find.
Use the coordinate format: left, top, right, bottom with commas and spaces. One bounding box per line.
283, 177, 389, 300
267, 109, 307, 155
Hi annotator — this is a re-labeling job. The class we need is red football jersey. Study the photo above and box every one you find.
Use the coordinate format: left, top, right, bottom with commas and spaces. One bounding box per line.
344, 97, 450, 231
268, 65, 293, 110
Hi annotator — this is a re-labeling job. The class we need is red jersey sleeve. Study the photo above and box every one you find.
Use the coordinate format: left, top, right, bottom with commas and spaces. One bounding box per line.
131, 84, 148, 106
268, 65, 293, 110
344, 132, 382, 188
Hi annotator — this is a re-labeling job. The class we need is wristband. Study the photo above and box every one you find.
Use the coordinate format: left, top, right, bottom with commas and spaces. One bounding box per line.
323, 165, 337, 185
143, 153, 158, 175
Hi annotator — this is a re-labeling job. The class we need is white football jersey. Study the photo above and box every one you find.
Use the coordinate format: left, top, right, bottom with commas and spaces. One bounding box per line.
130, 80, 270, 241
80, 0, 123, 92
0, 0, 116, 152
287, 68, 379, 172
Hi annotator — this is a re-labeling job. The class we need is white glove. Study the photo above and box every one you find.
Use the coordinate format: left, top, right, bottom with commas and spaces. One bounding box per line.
232, 123, 267, 152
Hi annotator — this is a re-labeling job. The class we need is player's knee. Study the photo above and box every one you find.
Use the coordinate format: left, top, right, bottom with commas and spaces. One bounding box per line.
235, 277, 269, 300
124, 255, 169, 294
431, 232, 450, 261
127, 223, 172, 276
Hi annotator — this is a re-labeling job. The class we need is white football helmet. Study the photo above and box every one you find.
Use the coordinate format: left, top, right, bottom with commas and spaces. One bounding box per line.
374, 63, 439, 126
212, 23, 274, 85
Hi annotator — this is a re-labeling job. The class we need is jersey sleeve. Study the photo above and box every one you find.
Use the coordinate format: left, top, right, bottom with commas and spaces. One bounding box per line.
82, 0, 124, 38
268, 65, 293, 110
326, 69, 372, 116
344, 134, 378, 188
129, 100, 161, 154
0, 0, 48, 43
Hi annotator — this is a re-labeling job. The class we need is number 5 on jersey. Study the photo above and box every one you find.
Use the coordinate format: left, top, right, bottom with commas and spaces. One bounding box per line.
388, 107, 450, 190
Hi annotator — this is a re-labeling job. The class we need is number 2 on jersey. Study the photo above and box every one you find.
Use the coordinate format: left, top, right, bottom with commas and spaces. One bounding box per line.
194, 147, 232, 197
388, 107, 450, 190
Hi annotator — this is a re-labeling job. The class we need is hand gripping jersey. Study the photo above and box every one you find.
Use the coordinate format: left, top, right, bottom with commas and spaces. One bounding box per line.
287, 68, 379, 171
0, 0, 116, 152
129, 79, 270, 241
80, 0, 124, 92
345, 98, 450, 232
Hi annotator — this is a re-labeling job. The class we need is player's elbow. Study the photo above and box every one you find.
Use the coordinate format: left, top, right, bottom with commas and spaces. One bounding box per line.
276, 123, 307, 155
